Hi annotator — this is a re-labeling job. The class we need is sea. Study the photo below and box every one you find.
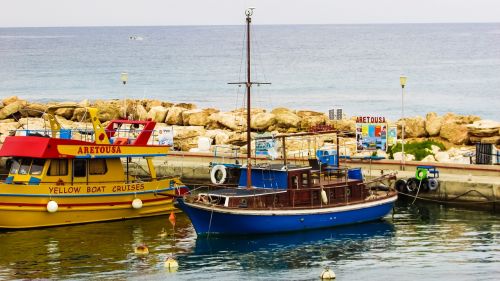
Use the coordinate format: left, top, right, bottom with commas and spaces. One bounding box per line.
0, 201, 498, 281
0, 23, 499, 121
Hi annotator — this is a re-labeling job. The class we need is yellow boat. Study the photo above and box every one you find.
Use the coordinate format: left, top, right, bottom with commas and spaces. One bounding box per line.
0, 106, 188, 229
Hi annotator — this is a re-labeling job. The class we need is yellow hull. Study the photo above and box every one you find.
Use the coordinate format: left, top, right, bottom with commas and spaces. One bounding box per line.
0, 179, 186, 229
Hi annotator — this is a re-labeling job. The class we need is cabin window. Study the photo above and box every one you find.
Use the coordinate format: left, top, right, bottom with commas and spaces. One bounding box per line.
89, 159, 107, 175
30, 159, 45, 175
73, 159, 87, 177
18, 159, 32, 175
9, 159, 21, 174
302, 173, 309, 186
48, 159, 68, 176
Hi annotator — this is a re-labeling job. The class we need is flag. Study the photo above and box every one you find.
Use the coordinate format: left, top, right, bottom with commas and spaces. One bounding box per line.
169, 211, 176, 227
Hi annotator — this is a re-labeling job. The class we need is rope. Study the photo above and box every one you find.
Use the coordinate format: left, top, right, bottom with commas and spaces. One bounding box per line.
411, 179, 423, 204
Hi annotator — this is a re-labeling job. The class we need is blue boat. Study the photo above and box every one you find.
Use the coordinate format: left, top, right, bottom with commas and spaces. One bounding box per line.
176, 8, 398, 236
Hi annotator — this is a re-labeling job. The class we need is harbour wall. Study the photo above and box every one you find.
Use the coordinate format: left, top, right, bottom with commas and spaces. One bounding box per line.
146, 152, 500, 211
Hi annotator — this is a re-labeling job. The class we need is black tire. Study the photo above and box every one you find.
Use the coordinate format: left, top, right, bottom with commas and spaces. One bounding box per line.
405, 178, 419, 194
395, 179, 407, 192
428, 178, 439, 191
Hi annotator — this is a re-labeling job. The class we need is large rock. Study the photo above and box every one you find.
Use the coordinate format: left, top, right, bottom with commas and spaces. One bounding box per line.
299, 111, 328, 130
147, 106, 169, 123
54, 101, 79, 119
470, 135, 500, 144
271, 107, 301, 129
466, 120, 500, 137
204, 129, 232, 145
425, 112, 443, 136
393, 152, 415, 161
93, 100, 121, 122
172, 125, 206, 140
71, 108, 91, 122
442, 113, 480, 125
0, 122, 21, 143
209, 112, 246, 131
1, 96, 19, 106
440, 122, 469, 145
399, 116, 427, 138
421, 154, 436, 162
165, 106, 187, 125
0, 100, 27, 119
174, 103, 197, 110
251, 112, 276, 131
329, 119, 356, 132
434, 151, 451, 163
22, 103, 48, 117
182, 108, 219, 126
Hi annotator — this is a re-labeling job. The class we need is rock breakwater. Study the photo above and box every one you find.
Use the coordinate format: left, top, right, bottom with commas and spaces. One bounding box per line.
1, 96, 498, 164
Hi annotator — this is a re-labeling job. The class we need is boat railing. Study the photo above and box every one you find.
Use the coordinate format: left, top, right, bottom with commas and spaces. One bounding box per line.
11, 128, 173, 146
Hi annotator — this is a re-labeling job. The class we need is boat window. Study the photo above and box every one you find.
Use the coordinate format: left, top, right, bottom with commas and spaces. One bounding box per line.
302, 173, 309, 186
9, 159, 21, 174
73, 159, 87, 177
30, 159, 45, 175
48, 159, 68, 176
89, 159, 107, 175
18, 159, 32, 175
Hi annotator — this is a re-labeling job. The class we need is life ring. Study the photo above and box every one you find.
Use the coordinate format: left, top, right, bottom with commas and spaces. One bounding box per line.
210, 165, 227, 185
415, 168, 428, 181
428, 178, 439, 191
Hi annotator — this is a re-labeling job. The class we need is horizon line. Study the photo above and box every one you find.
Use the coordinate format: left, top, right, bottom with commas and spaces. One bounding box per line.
1, 21, 499, 29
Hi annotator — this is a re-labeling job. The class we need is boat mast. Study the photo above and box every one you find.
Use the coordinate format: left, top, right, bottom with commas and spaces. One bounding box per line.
228, 8, 270, 189
245, 8, 253, 189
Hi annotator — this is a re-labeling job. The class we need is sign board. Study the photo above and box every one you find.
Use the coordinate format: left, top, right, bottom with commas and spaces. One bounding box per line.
255, 138, 278, 159
387, 126, 397, 147
355, 116, 388, 152
157, 127, 174, 146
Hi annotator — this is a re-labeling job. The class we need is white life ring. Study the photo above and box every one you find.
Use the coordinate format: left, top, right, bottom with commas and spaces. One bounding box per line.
428, 178, 439, 191
210, 165, 227, 185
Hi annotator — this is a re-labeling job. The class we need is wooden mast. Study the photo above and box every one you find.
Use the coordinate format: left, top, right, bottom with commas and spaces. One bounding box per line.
229, 8, 270, 189
245, 9, 252, 189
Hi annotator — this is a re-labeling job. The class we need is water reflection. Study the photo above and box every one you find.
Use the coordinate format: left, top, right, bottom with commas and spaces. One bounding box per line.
0, 202, 498, 281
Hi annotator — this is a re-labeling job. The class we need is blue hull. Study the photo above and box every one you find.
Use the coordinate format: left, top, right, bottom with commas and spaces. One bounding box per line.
177, 197, 396, 235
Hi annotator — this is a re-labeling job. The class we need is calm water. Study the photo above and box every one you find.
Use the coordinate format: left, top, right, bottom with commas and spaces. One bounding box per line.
0, 201, 498, 281
0, 24, 499, 120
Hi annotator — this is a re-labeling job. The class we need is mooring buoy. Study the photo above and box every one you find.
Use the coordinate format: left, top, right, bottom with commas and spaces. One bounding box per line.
134, 244, 149, 255
164, 256, 179, 270
320, 267, 336, 280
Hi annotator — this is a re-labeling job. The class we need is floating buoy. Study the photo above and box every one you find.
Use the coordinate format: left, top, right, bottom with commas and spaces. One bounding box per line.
164, 256, 179, 270
134, 244, 149, 255
320, 267, 336, 280
132, 198, 143, 209
321, 189, 328, 204
46, 200, 58, 213
159, 228, 167, 238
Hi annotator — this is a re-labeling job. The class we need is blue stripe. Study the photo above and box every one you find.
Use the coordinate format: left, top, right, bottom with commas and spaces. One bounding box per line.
0, 186, 187, 198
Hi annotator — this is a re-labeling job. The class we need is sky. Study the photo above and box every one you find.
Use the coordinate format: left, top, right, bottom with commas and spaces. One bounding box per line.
1, 0, 500, 27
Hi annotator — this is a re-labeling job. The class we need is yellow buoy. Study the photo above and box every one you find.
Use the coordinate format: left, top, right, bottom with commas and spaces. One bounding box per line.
164, 256, 179, 270
134, 245, 149, 255
159, 228, 167, 238
320, 267, 336, 280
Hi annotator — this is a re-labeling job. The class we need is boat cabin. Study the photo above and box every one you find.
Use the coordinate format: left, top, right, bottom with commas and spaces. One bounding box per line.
4, 157, 127, 186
